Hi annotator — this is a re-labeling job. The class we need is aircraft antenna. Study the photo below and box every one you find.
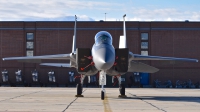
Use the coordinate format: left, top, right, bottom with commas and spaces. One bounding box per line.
105, 13, 107, 21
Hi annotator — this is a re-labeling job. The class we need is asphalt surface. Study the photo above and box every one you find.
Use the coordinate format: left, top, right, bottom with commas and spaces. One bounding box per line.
0, 87, 200, 112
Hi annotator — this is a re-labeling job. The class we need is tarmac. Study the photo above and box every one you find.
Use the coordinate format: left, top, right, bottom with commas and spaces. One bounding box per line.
0, 87, 200, 112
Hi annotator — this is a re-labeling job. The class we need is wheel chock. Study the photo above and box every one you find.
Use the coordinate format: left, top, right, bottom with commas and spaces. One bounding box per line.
118, 95, 127, 98
75, 95, 84, 97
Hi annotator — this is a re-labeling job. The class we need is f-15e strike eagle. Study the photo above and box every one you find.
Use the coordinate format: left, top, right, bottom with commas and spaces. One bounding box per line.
3, 14, 198, 100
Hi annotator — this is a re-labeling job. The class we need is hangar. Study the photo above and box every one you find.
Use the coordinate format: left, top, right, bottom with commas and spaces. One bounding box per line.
0, 21, 199, 87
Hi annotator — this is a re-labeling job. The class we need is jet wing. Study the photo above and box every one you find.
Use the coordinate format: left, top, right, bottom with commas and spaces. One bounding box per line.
128, 61, 159, 73
2, 54, 72, 63
129, 52, 198, 62
40, 63, 71, 67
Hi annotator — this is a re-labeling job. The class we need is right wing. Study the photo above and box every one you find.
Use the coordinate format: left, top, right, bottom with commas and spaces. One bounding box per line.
128, 61, 159, 73
2, 54, 74, 63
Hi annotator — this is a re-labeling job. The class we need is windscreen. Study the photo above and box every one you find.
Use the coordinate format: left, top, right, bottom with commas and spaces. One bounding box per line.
95, 31, 112, 45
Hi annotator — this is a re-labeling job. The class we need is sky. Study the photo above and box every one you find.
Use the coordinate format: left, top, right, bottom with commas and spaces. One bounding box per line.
0, 0, 200, 21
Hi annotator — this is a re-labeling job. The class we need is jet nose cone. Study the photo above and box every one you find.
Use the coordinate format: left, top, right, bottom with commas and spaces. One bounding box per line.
99, 54, 114, 70
94, 47, 115, 70
99, 53, 113, 63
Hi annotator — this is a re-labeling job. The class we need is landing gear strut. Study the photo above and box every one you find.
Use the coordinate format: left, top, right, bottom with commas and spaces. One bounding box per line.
99, 71, 106, 100
75, 74, 85, 97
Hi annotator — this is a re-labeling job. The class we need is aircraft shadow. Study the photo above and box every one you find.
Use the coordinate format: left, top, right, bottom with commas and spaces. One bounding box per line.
115, 96, 200, 103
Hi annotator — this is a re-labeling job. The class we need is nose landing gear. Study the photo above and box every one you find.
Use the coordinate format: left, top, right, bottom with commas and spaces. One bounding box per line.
99, 71, 106, 100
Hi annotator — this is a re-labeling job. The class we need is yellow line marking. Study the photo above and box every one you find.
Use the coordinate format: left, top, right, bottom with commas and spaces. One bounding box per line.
103, 93, 112, 112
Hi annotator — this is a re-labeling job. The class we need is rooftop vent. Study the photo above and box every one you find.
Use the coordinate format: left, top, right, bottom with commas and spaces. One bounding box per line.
99, 20, 104, 22
185, 20, 189, 22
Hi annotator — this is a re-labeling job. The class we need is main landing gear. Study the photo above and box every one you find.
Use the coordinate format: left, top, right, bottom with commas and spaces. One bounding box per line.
119, 84, 126, 97
113, 75, 127, 98
75, 75, 85, 97
76, 83, 83, 96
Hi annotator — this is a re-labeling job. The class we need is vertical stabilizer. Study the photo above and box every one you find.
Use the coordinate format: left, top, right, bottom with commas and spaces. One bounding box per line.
72, 15, 77, 53
119, 14, 127, 48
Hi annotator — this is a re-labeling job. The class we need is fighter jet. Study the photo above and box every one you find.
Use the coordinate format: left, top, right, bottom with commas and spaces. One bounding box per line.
2, 15, 198, 100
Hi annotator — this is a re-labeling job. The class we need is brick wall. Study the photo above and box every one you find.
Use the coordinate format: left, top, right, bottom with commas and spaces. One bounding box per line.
0, 21, 200, 85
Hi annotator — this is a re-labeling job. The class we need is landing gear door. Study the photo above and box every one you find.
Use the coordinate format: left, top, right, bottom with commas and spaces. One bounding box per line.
115, 48, 129, 72
76, 48, 91, 72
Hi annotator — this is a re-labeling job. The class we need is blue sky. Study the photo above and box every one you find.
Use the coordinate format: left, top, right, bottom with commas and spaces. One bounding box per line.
0, 0, 200, 21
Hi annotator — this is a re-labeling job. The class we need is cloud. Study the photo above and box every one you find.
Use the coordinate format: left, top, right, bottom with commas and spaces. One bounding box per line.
17, 15, 94, 21
0, 0, 200, 21
128, 8, 200, 21
0, 0, 112, 21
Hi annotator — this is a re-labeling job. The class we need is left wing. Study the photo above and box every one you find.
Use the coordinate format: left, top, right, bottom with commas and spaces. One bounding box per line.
2, 54, 73, 63
40, 63, 71, 67
129, 52, 198, 62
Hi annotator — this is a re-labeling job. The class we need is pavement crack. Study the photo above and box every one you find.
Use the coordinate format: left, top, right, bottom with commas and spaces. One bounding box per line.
63, 89, 87, 112
127, 91, 167, 112
0, 88, 50, 103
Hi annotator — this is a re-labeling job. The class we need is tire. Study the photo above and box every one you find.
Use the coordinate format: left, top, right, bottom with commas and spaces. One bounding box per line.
119, 84, 125, 95
101, 91, 104, 100
76, 83, 82, 95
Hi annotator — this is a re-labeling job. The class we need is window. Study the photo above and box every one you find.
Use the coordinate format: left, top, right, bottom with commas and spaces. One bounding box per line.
141, 33, 148, 40
26, 50, 33, 56
141, 42, 148, 49
141, 33, 149, 55
141, 51, 148, 56
26, 33, 34, 56
26, 42, 34, 49
26, 33, 34, 41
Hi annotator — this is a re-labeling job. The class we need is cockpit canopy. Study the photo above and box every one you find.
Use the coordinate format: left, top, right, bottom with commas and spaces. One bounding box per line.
95, 31, 112, 45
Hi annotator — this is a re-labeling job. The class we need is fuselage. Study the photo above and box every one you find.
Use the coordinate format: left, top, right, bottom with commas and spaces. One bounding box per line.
92, 31, 115, 71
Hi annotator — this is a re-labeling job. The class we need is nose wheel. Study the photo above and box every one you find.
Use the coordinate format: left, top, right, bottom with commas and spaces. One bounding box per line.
101, 90, 105, 100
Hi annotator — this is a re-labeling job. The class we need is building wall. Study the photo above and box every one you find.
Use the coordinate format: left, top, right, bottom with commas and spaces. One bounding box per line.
0, 21, 200, 86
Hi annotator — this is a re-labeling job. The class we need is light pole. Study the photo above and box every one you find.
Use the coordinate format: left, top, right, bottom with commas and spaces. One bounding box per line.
105, 13, 107, 21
